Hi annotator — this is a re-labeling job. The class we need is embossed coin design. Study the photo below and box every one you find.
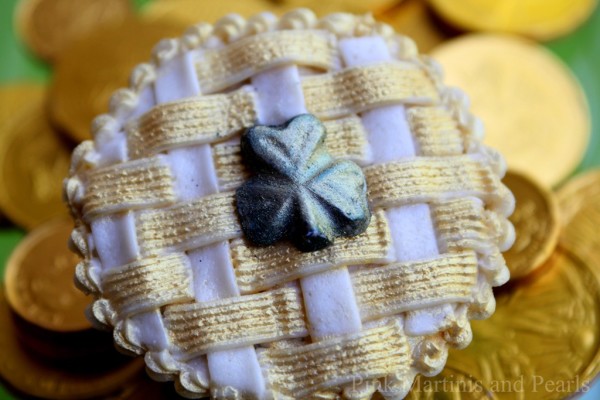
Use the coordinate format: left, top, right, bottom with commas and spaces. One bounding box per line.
446, 249, 600, 399
4, 219, 91, 332
428, 0, 598, 40
557, 170, 600, 269
50, 18, 184, 142
431, 35, 590, 187
0, 290, 144, 400
502, 171, 559, 280
0, 100, 71, 229
16, 0, 132, 61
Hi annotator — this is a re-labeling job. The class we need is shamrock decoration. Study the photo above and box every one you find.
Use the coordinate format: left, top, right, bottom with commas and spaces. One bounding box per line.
235, 114, 371, 252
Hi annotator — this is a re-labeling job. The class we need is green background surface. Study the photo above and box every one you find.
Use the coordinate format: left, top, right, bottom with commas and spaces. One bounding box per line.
0, 0, 599, 399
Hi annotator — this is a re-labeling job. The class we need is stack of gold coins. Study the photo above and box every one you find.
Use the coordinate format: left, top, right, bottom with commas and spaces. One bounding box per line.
1, 0, 599, 398
1, 219, 147, 399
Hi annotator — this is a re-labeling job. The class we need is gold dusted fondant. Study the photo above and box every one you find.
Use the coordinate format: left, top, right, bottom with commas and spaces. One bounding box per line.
364, 156, 510, 212
103, 254, 195, 317
407, 106, 465, 156
259, 319, 411, 398
165, 287, 307, 357
303, 63, 439, 119
352, 251, 478, 320
231, 209, 392, 293
195, 30, 339, 93
136, 192, 242, 255
83, 157, 177, 219
127, 88, 257, 159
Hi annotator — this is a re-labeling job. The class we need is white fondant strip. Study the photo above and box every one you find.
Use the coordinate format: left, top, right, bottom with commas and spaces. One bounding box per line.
154, 51, 201, 100
188, 242, 240, 301
156, 53, 266, 398
165, 146, 219, 201
91, 214, 139, 270
252, 64, 363, 340
128, 310, 170, 351
253, 66, 307, 127
132, 86, 156, 120
91, 215, 168, 352
91, 65, 169, 352
340, 37, 454, 336
95, 130, 128, 167
300, 269, 362, 338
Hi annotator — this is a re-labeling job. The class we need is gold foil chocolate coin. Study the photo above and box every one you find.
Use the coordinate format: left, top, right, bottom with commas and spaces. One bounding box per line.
428, 0, 598, 41
0, 84, 46, 222
50, 18, 184, 142
431, 35, 590, 187
0, 83, 44, 125
16, 0, 133, 61
0, 100, 71, 229
502, 171, 560, 280
0, 290, 144, 400
557, 170, 600, 267
143, 0, 278, 26
4, 219, 91, 332
378, 0, 450, 53
446, 249, 600, 399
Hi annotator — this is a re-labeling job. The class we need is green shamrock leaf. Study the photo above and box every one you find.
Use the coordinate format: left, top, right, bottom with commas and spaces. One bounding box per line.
235, 114, 371, 252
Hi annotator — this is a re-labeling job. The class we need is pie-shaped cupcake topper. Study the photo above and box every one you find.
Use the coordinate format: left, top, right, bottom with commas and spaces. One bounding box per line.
236, 114, 371, 252
65, 9, 515, 400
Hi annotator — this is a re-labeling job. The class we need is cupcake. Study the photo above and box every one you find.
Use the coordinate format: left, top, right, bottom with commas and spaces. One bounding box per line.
65, 9, 515, 399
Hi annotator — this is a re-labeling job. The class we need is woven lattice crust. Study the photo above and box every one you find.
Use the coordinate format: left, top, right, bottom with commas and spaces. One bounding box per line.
65, 9, 515, 400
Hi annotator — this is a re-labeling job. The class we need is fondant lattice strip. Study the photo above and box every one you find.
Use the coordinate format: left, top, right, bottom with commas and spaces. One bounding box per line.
431, 198, 510, 285
195, 30, 339, 93
407, 106, 465, 156
303, 62, 439, 119
127, 88, 256, 159
431, 198, 506, 255
259, 319, 410, 398
82, 156, 176, 219
136, 192, 242, 255
164, 287, 308, 358
352, 251, 478, 320
103, 254, 194, 317
213, 115, 371, 190
231, 209, 392, 293
364, 156, 506, 209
